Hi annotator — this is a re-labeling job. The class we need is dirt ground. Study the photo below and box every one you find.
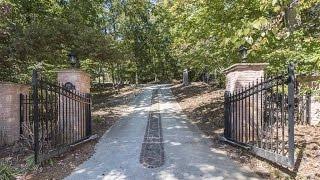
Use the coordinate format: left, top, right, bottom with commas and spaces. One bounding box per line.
0, 85, 140, 180
171, 82, 320, 179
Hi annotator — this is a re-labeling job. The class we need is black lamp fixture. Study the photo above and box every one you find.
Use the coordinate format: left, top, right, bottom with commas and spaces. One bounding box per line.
68, 51, 79, 68
239, 45, 248, 63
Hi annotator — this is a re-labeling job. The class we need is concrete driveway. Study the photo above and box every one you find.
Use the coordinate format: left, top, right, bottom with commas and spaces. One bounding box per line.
66, 85, 259, 180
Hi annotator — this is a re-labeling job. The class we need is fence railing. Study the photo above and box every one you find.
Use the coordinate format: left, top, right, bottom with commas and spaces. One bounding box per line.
224, 64, 296, 168
20, 70, 92, 164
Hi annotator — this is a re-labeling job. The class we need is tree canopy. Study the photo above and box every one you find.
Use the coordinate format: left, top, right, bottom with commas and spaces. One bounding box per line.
0, 0, 319, 83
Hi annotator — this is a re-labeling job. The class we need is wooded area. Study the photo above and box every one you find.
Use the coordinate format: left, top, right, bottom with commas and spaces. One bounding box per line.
0, 0, 319, 83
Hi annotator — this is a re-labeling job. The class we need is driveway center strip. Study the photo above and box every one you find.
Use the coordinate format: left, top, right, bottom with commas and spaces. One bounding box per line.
139, 88, 165, 168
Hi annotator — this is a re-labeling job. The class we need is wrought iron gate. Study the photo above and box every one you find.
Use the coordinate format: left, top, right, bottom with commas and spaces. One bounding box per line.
224, 64, 296, 168
20, 70, 92, 164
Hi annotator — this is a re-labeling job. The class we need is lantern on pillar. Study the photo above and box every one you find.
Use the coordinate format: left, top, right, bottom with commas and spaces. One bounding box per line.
68, 52, 80, 68
239, 45, 248, 63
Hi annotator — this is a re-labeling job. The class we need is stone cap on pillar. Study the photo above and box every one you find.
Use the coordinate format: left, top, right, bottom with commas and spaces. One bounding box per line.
56, 68, 91, 77
223, 63, 269, 74
0, 82, 30, 92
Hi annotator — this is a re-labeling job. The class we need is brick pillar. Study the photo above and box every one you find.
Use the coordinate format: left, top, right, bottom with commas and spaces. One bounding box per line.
57, 69, 91, 93
0, 82, 30, 146
57, 69, 91, 141
223, 63, 268, 142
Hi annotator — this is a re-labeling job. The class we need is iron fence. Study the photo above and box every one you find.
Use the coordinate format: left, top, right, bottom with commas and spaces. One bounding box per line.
20, 70, 92, 164
224, 64, 296, 168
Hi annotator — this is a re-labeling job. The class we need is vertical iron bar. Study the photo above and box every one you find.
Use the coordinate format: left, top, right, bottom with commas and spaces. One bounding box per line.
252, 82, 255, 145
45, 85, 49, 147
240, 88, 248, 143
248, 83, 251, 144
235, 91, 238, 141
55, 85, 58, 146
270, 81, 274, 151
53, 85, 57, 146
228, 92, 232, 138
86, 93, 92, 137
256, 79, 259, 146
32, 70, 40, 164
53, 86, 60, 146
263, 76, 267, 149
232, 92, 235, 140
71, 90, 74, 142
77, 92, 81, 140
266, 79, 272, 150
74, 91, 77, 141
39, 80, 44, 153
276, 77, 279, 154
62, 86, 65, 144
260, 77, 263, 148
28, 94, 32, 131
281, 77, 285, 155
224, 92, 229, 138
72, 90, 75, 142
306, 92, 311, 125
288, 63, 295, 168
81, 93, 84, 138
66, 90, 69, 144
78, 92, 81, 140
232, 91, 235, 141
238, 90, 241, 142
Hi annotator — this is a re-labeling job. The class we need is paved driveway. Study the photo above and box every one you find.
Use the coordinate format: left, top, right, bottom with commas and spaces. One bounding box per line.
66, 85, 259, 180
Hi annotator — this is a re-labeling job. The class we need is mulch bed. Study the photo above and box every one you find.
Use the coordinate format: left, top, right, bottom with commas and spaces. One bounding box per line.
0, 85, 140, 180
171, 82, 320, 179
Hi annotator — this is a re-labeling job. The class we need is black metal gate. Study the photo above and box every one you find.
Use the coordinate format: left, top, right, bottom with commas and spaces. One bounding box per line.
20, 70, 92, 164
224, 64, 296, 168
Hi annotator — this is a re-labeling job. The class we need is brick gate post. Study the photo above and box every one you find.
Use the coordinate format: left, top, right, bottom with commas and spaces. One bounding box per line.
57, 69, 91, 141
223, 63, 268, 141
0, 82, 30, 146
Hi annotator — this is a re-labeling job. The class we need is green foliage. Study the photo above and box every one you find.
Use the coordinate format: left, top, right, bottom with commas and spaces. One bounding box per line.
0, 0, 114, 82
0, 161, 16, 180
24, 154, 38, 171
0, 0, 319, 83
93, 115, 104, 124
169, 0, 320, 76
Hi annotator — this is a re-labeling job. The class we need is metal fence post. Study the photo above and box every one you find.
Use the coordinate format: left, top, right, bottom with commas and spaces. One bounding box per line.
306, 92, 311, 125
224, 91, 230, 138
86, 93, 92, 137
32, 70, 40, 164
288, 63, 295, 168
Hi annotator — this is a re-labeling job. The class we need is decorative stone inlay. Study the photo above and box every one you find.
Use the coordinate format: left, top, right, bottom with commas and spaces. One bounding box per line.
140, 89, 165, 168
